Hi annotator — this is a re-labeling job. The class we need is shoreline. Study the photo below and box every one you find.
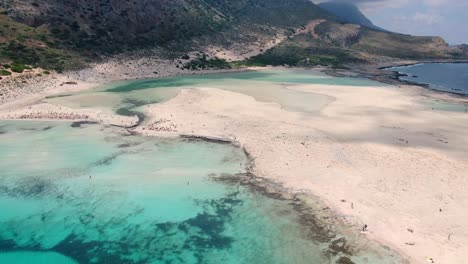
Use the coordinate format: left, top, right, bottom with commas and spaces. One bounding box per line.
0, 55, 259, 108
2, 63, 468, 263
377, 60, 468, 70
325, 61, 468, 102
214, 171, 407, 263
174, 134, 406, 261
381, 63, 468, 97
134, 86, 468, 264
187, 134, 414, 262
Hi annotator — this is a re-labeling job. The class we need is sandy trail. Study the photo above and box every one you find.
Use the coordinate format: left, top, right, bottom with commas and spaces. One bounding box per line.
135, 85, 468, 264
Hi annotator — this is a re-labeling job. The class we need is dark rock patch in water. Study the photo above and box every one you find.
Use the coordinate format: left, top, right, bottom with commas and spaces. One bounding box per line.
329, 237, 353, 255
45, 94, 73, 99
336, 256, 356, 264
117, 142, 142, 148
122, 98, 157, 108
114, 98, 164, 127
19, 127, 39, 131
0, 177, 57, 198
181, 135, 233, 144
92, 151, 125, 166
210, 172, 395, 261
0, 191, 245, 264
52, 234, 141, 264
71, 121, 98, 128
0, 239, 17, 250
115, 107, 145, 127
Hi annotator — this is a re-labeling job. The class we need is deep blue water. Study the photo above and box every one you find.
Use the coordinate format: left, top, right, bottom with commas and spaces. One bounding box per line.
389, 63, 468, 95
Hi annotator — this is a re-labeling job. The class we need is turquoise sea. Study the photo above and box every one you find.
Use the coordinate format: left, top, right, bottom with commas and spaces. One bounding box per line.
388, 63, 468, 95
0, 69, 402, 263
44, 69, 386, 116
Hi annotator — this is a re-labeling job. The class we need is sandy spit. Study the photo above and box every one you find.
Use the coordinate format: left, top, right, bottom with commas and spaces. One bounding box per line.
135, 86, 468, 264
2, 59, 468, 263
0, 103, 138, 127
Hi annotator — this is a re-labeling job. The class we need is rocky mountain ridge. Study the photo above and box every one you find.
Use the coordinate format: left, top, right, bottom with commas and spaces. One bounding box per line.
0, 0, 466, 73
318, 1, 383, 31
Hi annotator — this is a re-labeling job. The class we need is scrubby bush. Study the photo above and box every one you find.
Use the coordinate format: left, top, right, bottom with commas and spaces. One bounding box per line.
10, 63, 31, 73
0, 69, 11, 76
183, 55, 231, 70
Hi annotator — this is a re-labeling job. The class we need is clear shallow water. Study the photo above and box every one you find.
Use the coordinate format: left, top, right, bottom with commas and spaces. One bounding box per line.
419, 98, 468, 113
0, 121, 402, 263
389, 63, 468, 95
0, 251, 78, 264
0, 121, 401, 264
1, 70, 402, 263
102, 69, 384, 93
44, 69, 387, 115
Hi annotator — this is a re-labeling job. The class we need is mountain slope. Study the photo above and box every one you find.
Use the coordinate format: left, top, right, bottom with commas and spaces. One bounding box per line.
318, 1, 383, 31
0, 0, 466, 72
247, 20, 467, 68
0, 0, 329, 70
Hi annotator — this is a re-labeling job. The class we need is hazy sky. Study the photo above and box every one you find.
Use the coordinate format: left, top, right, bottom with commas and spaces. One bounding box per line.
314, 0, 468, 44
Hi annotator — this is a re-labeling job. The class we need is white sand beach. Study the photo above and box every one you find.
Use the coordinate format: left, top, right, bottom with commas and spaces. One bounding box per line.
135, 85, 468, 264
1, 64, 468, 264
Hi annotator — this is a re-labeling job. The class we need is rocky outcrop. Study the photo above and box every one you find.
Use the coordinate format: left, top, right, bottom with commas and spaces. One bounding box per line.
318, 1, 383, 31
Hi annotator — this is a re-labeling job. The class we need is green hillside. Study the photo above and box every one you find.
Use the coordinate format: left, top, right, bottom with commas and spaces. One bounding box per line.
0, 1, 466, 71
248, 21, 468, 68
0, 0, 328, 70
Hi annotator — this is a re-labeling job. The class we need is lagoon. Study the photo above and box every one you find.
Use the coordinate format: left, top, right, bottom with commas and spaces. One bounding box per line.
0, 69, 401, 263
44, 69, 386, 116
